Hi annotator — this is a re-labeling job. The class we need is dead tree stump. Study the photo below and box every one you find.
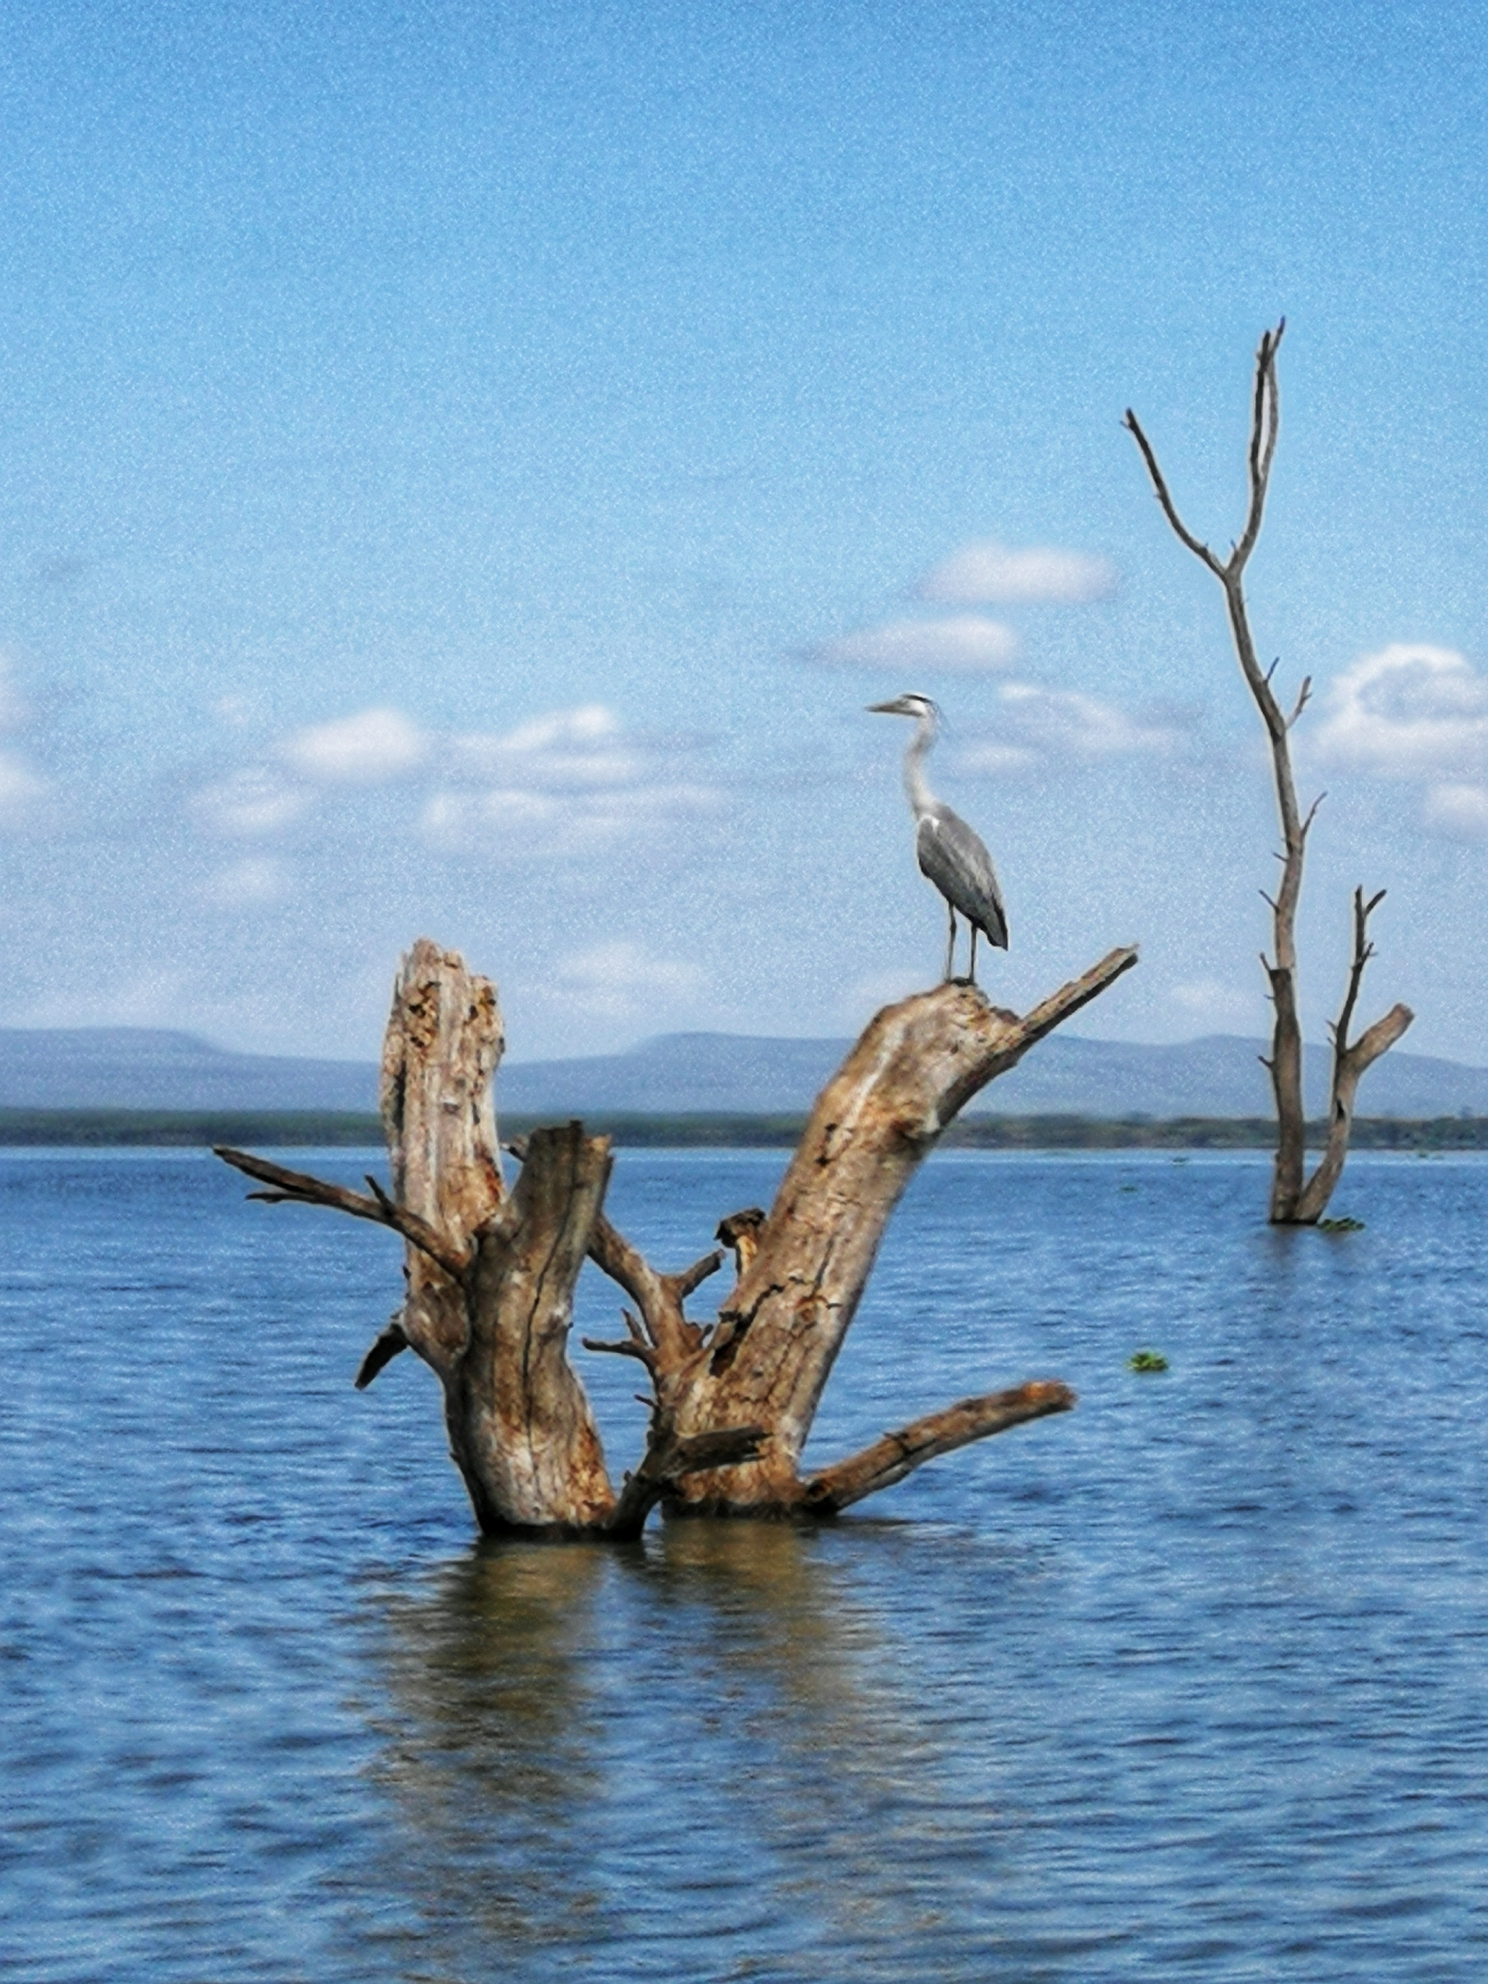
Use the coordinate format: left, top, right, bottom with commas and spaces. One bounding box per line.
218, 936, 1136, 1537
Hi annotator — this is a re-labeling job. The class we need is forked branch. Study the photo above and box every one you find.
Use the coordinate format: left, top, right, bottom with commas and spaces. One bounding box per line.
585, 1209, 718, 1369
1332, 885, 1387, 1056
1293, 890, 1414, 1224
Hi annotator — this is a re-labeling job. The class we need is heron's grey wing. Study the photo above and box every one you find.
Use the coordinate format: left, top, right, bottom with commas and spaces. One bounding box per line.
917, 807, 1008, 949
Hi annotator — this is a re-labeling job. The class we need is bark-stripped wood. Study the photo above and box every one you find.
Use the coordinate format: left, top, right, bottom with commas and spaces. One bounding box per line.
1125, 325, 1412, 1223
660, 950, 1135, 1512
802, 1381, 1075, 1513
452, 1122, 614, 1529
219, 937, 1135, 1536
1292, 887, 1415, 1223
380, 940, 506, 1371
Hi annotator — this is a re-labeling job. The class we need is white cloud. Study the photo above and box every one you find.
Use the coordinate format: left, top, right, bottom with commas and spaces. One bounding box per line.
1315, 644, 1488, 777
192, 767, 311, 838
281, 705, 431, 784
1310, 644, 1488, 839
188, 702, 720, 864
552, 940, 706, 1023
807, 615, 1021, 674
418, 703, 720, 858
918, 539, 1118, 606
199, 856, 292, 907
955, 682, 1190, 772
1422, 781, 1488, 840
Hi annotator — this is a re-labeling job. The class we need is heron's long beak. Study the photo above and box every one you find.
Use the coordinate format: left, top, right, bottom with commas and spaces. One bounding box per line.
866, 700, 901, 714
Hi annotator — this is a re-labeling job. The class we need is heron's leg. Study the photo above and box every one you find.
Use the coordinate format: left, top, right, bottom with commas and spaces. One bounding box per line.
944, 905, 957, 981
969, 924, 979, 985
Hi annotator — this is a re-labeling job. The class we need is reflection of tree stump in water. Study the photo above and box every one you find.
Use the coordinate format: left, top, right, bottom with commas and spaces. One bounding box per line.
219, 935, 1136, 1534
373, 1529, 941, 1962
376, 1545, 614, 1951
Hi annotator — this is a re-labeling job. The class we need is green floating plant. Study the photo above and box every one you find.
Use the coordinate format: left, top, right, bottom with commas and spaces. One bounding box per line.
1317, 1216, 1365, 1234
1127, 1349, 1169, 1373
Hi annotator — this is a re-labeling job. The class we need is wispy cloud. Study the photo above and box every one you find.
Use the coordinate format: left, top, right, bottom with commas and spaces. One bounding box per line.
917, 539, 1118, 606
955, 682, 1192, 771
422, 703, 719, 858
447, 703, 649, 788
281, 705, 431, 783
0, 657, 48, 824
0, 750, 48, 821
1170, 977, 1260, 1029
19, 967, 194, 1029
192, 768, 312, 838
550, 939, 707, 1023
805, 615, 1020, 674
419, 781, 717, 859
1421, 781, 1488, 840
198, 856, 293, 907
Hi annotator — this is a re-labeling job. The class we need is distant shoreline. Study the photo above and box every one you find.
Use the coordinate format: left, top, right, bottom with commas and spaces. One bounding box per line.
3, 1109, 1486, 1150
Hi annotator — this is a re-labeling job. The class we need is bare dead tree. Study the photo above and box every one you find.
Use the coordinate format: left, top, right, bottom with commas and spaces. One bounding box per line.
218, 935, 1136, 1538
1124, 324, 1413, 1224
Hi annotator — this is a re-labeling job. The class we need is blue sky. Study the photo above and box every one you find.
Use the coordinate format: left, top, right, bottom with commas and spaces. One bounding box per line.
2, 0, 1486, 1065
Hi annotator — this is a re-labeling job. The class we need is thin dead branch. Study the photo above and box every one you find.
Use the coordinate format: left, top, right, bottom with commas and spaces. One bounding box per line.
215, 1145, 473, 1281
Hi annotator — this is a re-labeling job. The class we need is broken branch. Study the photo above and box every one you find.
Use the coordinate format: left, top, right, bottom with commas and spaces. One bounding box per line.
606, 1424, 769, 1540
355, 1319, 411, 1390
802, 1381, 1077, 1514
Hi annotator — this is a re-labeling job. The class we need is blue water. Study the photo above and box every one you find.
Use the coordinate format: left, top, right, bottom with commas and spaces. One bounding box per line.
3, 1146, 1487, 1981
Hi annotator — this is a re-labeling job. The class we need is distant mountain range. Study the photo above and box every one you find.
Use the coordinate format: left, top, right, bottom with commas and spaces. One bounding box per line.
3, 1024, 1487, 1120
0, 1029, 377, 1114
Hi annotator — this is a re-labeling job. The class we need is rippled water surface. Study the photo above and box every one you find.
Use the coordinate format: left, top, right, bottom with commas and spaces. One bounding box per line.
4, 1146, 1488, 1981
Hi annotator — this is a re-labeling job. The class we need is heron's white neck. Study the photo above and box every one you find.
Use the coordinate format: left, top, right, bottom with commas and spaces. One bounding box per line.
903, 710, 938, 818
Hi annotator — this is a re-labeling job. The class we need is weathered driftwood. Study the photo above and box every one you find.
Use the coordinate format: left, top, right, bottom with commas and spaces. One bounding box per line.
218, 936, 1135, 1536
1125, 324, 1412, 1223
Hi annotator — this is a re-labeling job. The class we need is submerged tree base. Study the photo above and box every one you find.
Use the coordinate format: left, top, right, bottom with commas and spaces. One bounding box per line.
218, 936, 1136, 1537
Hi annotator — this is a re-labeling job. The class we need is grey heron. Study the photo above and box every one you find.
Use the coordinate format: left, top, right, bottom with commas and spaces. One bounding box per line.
868, 692, 1008, 983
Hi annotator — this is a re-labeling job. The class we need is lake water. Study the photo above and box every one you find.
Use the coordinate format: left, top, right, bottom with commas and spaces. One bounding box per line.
3, 1146, 1487, 1982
